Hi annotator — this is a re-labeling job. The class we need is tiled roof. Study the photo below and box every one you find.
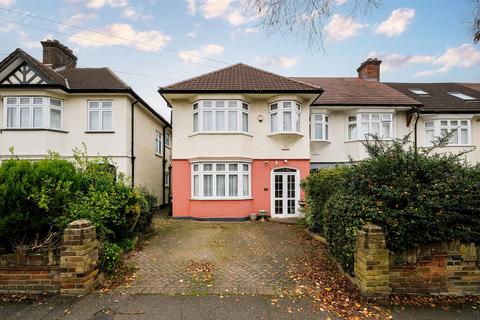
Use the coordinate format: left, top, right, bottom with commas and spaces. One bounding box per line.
386, 83, 480, 113
292, 77, 421, 106
160, 63, 323, 93
59, 68, 129, 90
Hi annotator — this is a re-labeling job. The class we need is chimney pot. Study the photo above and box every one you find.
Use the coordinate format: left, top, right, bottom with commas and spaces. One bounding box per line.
41, 39, 77, 70
357, 58, 382, 81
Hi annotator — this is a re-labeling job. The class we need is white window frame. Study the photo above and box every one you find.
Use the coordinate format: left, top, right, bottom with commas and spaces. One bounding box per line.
155, 130, 163, 156
447, 92, 477, 101
165, 171, 170, 187
310, 112, 329, 141
165, 130, 171, 148
269, 101, 301, 134
346, 113, 393, 141
3, 96, 64, 130
191, 161, 251, 200
87, 100, 113, 132
424, 119, 471, 146
192, 100, 249, 134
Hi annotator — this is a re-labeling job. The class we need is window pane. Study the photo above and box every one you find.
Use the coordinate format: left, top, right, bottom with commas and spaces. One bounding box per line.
283, 111, 292, 131
325, 124, 329, 140
203, 164, 213, 171
372, 114, 380, 121
228, 111, 237, 131
229, 163, 238, 171
50, 109, 62, 129
461, 120, 468, 126
50, 99, 62, 107
315, 114, 323, 122
193, 164, 199, 172
348, 123, 357, 140
215, 111, 225, 131
295, 112, 300, 132
450, 128, 458, 144
361, 114, 369, 120
270, 103, 278, 111
216, 163, 225, 171
193, 103, 198, 110
361, 123, 369, 138
102, 111, 112, 130
89, 111, 100, 131
382, 122, 391, 139
450, 120, 458, 126
216, 175, 225, 197
242, 112, 248, 132
6, 97, 16, 105
215, 101, 225, 108
229, 175, 238, 196
20, 107, 30, 128
193, 112, 198, 132
227, 101, 237, 108
203, 111, 213, 130
314, 123, 322, 139
20, 97, 30, 105
461, 129, 469, 144
425, 121, 434, 128
371, 122, 380, 136
33, 107, 43, 128
193, 175, 199, 197
203, 101, 213, 108
242, 164, 249, 171
348, 116, 356, 122
425, 129, 434, 145
243, 175, 249, 196
89, 101, 100, 108
203, 175, 213, 197
283, 101, 292, 109
242, 103, 248, 110
271, 113, 278, 132
32, 97, 43, 105
6, 107, 17, 127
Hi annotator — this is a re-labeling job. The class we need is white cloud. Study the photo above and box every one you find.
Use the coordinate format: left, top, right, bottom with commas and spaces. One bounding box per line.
0, 22, 13, 33
201, 0, 230, 18
69, 24, 171, 52
0, 0, 15, 7
255, 56, 300, 69
187, 31, 197, 37
179, 44, 224, 63
186, 0, 197, 15
415, 44, 480, 77
324, 14, 367, 41
17, 31, 41, 49
368, 51, 435, 71
335, 0, 347, 5
86, 0, 128, 9
375, 8, 415, 37
230, 27, 258, 37
60, 13, 96, 31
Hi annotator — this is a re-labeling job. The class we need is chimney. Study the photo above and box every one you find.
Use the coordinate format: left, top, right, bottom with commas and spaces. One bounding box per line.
357, 58, 382, 81
41, 39, 77, 70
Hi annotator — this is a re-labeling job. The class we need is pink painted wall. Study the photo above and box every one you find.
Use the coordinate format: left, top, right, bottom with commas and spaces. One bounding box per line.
172, 159, 310, 219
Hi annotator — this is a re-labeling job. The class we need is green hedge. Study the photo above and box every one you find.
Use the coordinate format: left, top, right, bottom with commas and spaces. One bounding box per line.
302, 137, 480, 273
0, 153, 157, 272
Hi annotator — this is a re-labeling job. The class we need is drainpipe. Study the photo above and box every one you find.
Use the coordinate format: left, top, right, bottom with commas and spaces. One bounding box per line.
412, 107, 421, 156
162, 128, 166, 206
131, 100, 139, 187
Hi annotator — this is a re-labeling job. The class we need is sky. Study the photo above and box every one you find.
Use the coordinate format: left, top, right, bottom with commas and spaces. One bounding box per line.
0, 0, 479, 121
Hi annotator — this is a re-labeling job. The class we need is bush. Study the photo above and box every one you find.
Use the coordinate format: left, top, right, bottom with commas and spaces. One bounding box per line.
301, 166, 349, 234
302, 136, 480, 274
134, 190, 157, 234
100, 241, 122, 274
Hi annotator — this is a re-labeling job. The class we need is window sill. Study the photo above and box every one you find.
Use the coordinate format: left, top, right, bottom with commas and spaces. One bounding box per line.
1, 128, 68, 133
85, 131, 115, 134
344, 138, 393, 143
268, 132, 303, 137
190, 197, 253, 201
165, 145, 172, 149
189, 132, 253, 137
155, 153, 163, 158
421, 144, 475, 148
311, 139, 331, 143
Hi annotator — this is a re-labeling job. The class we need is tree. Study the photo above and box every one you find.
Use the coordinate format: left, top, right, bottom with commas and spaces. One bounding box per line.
246, 0, 480, 47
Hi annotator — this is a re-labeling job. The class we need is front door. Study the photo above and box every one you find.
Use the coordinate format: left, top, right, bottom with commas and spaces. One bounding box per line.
271, 168, 299, 217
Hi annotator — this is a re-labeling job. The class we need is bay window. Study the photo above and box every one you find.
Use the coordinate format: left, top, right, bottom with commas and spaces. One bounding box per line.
311, 113, 329, 140
270, 101, 301, 134
88, 100, 112, 131
424, 119, 471, 146
191, 161, 251, 199
347, 113, 393, 140
192, 100, 249, 133
4, 96, 63, 130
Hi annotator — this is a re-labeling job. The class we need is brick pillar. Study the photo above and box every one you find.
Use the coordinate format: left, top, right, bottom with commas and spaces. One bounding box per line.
60, 220, 100, 295
354, 224, 391, 296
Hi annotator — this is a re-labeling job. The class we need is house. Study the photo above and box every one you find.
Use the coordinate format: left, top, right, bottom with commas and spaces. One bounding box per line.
160, 59, 479, 220
0, 40, 172, 205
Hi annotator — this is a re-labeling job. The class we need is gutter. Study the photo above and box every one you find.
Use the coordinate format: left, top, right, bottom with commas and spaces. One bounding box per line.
131, 100, 139, 187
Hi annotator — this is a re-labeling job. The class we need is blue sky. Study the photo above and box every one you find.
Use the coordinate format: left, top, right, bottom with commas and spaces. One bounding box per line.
0, 0, 479, 120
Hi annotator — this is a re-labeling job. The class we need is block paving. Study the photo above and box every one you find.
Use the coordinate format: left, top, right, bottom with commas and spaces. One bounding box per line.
117, 219, 313, 296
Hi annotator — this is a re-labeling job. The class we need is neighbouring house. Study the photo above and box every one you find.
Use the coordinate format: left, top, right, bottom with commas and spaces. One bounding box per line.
160, 59, 479, 220
0, 40, 172, 205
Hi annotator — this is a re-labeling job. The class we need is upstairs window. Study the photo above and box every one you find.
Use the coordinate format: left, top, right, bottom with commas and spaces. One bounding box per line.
424, 119, 470, 146
88, 101, 112, 131
192, 100, 249, 133
447, 92, 477, 101
409, 89, 430, 96
155, 130, 163, 155
165, 131, 171, 147
310, 113, 328, 141
347, 113, 393, 141
4, 96, 63, 130
270, 101, 301, 134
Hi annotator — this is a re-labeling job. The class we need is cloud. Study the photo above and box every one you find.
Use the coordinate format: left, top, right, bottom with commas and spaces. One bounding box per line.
324, 14, 368, 41
0, 0, 15, 7
186, 0, 197, 15
187, 31, 197, 37
230, 27, 258, 37
69, 24, 171, 52
86, 0, 128, 9
17, 31, 42, 49
201, 0, 230, 18
60, 13, 96, 31
255, 56, 300, 69
179, 44, 224, 63
368, 51, 435, 71
375, 8, 415, 37
335, 0, 347, 5
0, 21, 13, 33
415, 44, 480, 77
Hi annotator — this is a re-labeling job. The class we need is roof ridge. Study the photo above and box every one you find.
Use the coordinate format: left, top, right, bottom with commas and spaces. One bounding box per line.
161, 63, 242, 89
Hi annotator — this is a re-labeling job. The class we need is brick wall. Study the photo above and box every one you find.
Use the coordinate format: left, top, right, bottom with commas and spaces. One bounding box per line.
355, 224, 480, 296
0, 220, 100, 295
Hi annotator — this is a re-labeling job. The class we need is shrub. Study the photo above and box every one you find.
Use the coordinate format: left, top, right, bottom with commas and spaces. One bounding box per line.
301, 166, 349, 234
100, 241, 122, 274
134, 190, 158, 234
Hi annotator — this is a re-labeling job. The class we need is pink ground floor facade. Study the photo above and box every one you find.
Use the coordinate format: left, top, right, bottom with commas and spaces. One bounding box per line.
172, 159, 310, 219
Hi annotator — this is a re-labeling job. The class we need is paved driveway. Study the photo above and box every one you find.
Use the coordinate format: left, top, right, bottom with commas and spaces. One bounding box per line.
118, 219, 311, 296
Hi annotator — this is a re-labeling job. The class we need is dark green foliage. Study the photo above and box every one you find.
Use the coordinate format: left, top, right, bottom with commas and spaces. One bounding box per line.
302, 136, 480, 273
100, 241, 122, 274
134, 190, 157, 234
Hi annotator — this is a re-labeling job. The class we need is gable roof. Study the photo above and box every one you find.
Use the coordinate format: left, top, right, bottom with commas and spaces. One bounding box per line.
159, 63, 323, 93
292, 77, 422, 107
385, 83, 480, 113
0, 48, 169, 126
